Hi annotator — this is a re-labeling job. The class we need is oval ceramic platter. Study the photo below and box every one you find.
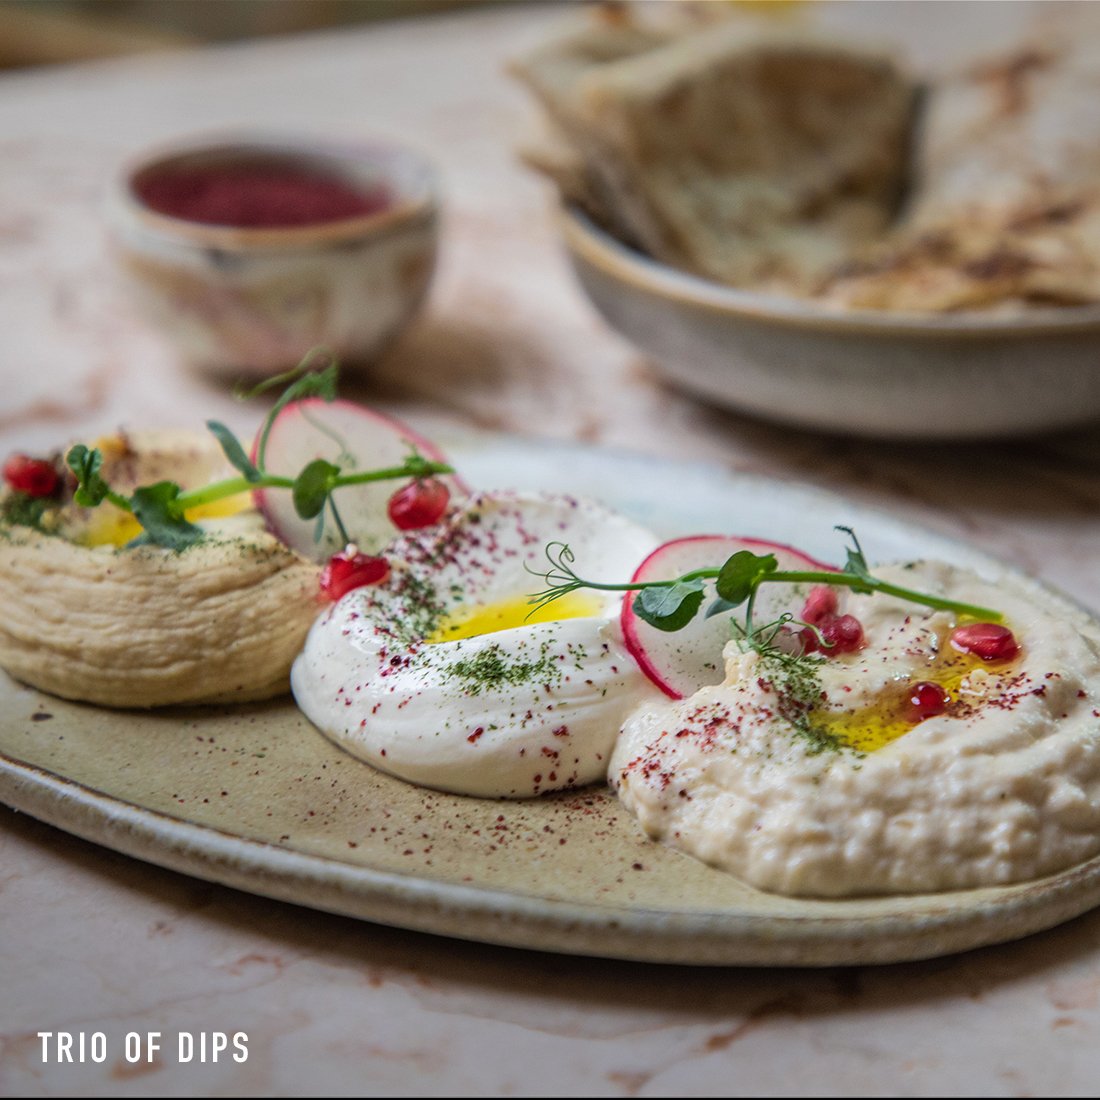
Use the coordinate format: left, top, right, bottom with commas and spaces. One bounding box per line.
3, 433, 1100, 967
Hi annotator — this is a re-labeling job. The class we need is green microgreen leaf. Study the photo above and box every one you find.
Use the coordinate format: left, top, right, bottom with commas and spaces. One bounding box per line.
836, 525, 873, 593
66, 445, 111, 508
634, 578, 706, 632
715, 550, 778, 605
130, 482, 203, 549
402, 445, 437, 480
206, 420, 261, 483
292, 459, 339, 520
705, 596, 739, 619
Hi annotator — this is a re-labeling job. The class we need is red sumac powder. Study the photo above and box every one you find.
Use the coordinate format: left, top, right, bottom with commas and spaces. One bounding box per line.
135, 160, 390, 228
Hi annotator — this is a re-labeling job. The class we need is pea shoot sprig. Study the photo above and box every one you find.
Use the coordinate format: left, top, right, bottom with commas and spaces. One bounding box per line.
64, 360, 453, 550
528, 527, 1003, 641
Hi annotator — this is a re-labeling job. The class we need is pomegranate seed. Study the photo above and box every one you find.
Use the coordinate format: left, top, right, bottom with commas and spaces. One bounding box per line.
951, 622, 1019, 662
3, 454, 59, 498
387, 477, 449, 531
801, 585, 839, 625
802, 612, 866, 656
320, 548, 389, 601
908, 680, 950, 722
821, 614, 865, 653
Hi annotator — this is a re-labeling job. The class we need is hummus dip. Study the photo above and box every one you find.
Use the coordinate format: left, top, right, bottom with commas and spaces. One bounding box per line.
611, 561, 1100, 897
0, 431, 319, 708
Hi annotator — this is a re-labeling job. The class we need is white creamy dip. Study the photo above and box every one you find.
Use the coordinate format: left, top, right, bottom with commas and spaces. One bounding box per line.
293, 491, 661, 798
611, 561, 1100, 896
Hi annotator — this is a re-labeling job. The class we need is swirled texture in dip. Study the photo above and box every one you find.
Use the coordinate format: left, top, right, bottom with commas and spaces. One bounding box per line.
611, 561, 1100, 896
292, 491, 660, 797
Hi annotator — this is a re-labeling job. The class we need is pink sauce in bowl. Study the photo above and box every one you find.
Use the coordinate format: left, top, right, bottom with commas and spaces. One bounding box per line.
111, 136, 437, 374
132, 156, 392, 229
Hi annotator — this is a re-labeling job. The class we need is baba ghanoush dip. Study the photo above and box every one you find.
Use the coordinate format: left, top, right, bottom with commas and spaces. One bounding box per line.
611, 561, 1100, 897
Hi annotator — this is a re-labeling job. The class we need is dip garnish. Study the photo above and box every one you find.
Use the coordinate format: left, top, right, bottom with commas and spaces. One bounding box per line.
319, 546, 391, 600
58, 358, 453, 552
2, 454, 59, 498
749, 632, 846, 756
443, 639, 565, 697
0, 487, 55, 533
529, 526, 1003, 647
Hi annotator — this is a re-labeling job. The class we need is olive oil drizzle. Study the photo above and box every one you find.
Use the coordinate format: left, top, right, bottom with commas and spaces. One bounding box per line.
755, 623, 1020, 756
813, 644, 1014, 754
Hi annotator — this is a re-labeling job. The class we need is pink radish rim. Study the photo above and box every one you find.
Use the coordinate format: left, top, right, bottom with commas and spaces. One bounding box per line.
250, 396, 471, 535
621, 535, 836, 700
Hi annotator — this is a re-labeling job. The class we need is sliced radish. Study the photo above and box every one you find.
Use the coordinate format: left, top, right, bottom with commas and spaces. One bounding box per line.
252, 397, 467, 560
622, 536, 836, 700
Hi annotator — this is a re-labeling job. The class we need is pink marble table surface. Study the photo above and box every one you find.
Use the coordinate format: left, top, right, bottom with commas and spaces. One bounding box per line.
3, 3, 1100, 1095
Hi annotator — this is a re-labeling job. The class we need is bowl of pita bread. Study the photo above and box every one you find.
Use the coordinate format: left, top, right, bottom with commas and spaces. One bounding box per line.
514, 4, 1100, 440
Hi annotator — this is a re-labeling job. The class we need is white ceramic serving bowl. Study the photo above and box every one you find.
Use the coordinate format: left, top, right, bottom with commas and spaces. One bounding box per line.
108, 134, 439, 376
561, 206, 1100, 440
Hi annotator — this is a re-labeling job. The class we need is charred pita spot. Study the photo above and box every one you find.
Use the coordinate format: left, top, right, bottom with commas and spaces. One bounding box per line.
962, 250, 1035, 281
1008, 200, 1085, 232
969, 48, 1058, 118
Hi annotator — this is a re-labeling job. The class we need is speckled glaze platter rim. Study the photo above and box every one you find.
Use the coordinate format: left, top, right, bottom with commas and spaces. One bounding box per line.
3, 433, 1100, 968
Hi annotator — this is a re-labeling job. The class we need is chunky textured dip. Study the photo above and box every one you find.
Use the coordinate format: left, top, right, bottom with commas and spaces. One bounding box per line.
611, 561, 1100, 897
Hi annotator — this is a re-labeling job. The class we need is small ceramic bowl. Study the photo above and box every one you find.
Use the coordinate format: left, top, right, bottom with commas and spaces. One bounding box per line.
108, 134, 439, 376
561, 206, 1100, 440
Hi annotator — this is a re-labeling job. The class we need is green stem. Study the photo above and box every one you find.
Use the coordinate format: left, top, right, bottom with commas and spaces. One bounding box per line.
767, 570, 1003, 622
170, 460, 453, 513
331, 461, 452, 488
250, 351, 337, 469
743, 586, 759, 637
554, 567, 1003, 624
176, 474, 294, 510
96, 458, 453, 534
328, 495, 350, 546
